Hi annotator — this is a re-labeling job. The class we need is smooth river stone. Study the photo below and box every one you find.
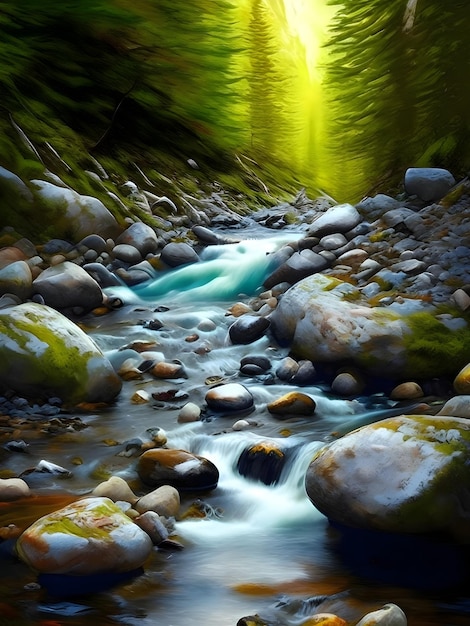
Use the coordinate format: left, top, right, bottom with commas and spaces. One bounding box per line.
33, 261, 104, 312
355, 603, 407, 626
137, 448, 219, 492
205, 382, 254, 413
308, 203, 361, 237
305, 414, 470, 540
237, 440, 286, 485
228, 314, 270, 344
16, 497, 153, 575
267, 391, 316, 417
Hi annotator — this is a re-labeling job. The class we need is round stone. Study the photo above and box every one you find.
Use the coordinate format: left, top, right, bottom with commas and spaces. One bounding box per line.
205, 383, 254, 414
267, 391, 316, 417
137, 448, 219, 492
16, 497, 153, 575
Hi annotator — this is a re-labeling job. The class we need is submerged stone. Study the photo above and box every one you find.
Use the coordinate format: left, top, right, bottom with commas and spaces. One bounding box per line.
237, 440, 287, 485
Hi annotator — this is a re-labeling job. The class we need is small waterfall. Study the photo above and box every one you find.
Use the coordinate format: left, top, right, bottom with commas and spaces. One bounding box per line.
169, 429, 325, 543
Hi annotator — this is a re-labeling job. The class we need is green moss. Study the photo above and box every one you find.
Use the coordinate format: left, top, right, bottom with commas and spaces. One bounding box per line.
0, 307, 95, 401
42, 501, 123, 539
403, 311, 470, 378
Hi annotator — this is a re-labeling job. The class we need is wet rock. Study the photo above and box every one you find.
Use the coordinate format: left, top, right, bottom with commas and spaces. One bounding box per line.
135, 484, 181, 517
305, 414, 470, 540
0, 246, 28, 270
131, 389, 151, 404
290, 360, 317, 385
149, 361, 186, 379
389, 382, 424, 400
301, 615, 347, 626
205, 383, 254, 414
83, 262, 122, 288
267, 391, 316, 417
16, 496, 153, 575
178, 401, 201, 423
331, 371, 365, 397
33, 261, 103, 313
355, 603, 407, 626
228, 315, 270, 344
270, 273, 470, 379
276, 356, 299, 381
237, 440, 286, 485
137, 448, 219, 492
453, 363, 470, 393
92, 476, 138, 504
437, 395, 470, 418
135, 511, 169, 545
78, 234, 108, 254
240, 355, 271, 377
0, 478, 31, 501
0, 302, 122, 404
160, 242, 199, 267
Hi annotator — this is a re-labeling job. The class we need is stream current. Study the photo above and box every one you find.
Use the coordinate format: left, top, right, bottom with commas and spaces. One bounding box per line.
1, 222, 469, 625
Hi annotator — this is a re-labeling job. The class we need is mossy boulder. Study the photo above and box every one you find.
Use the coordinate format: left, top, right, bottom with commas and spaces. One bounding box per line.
305, 414, 470, 541
30, 179, 122, 243
0, 301, 122, 404
16, 497, 153, 575
269, 274, 470, 378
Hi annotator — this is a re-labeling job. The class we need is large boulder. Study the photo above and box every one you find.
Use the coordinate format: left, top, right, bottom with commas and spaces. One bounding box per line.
30, 179, 122, 242
270, 274, 470, 378
16, 497, 153, 575
0, 301, 122, 404
305, 414, 470, 540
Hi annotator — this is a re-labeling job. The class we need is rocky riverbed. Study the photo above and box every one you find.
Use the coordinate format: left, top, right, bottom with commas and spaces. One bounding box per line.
0, 164, 470, 625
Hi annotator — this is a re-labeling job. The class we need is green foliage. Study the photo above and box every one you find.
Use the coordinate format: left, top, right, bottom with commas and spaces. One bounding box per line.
403, 311, 470, 378
323, 0, 470, 200
0, 0, 316, 241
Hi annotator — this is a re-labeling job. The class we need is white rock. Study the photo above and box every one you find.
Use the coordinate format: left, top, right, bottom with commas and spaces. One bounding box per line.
135, 485, 180, 518
92, 476, 138, 504
308, 203, 361, 237
0, 478, 31, 501
356, 603, 407, 626
178, 402, 201, 423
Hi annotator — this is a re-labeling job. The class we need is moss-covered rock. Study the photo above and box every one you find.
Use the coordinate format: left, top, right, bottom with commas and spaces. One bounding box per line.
0, 301, 122, 404
270, 274, 470, 379
16, 496, 152, 575
305, 414, 470, 541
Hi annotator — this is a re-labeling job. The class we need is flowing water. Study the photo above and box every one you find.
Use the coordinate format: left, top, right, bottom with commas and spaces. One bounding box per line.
1, 223, 470, 625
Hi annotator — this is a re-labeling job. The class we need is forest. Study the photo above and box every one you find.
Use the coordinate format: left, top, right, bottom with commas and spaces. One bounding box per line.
1, 0, 470, 210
